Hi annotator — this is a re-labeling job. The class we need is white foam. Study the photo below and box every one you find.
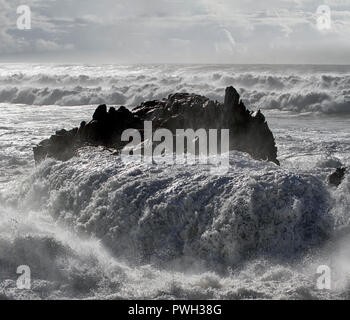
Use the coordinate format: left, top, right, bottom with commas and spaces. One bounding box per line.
1, 147, 348, 299
1, 149, 334, 268
0, 64, 349, 114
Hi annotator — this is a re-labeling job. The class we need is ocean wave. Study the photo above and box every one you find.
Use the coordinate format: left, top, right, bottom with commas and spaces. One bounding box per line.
1, 148, 334, 270
0, 228, 327, 299
2, 147, 350, 299
0, 85, 349, 114
244, 90, 350, 114
0, 65, 350, 113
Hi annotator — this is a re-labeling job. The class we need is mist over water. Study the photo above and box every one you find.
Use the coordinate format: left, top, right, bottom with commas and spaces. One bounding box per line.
1, 64, 350, 299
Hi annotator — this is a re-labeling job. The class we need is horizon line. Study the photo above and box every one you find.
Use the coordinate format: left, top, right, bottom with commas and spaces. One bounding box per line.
1, 61, 350, 66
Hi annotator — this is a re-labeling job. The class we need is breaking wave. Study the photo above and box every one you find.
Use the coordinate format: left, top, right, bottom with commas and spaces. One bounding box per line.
1, 149, 335, 269
1, 147, 350, 299
0, 64, 350, 114
2, 147, 350, 299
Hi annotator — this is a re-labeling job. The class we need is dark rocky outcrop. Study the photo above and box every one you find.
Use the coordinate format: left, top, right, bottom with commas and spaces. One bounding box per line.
328, 167, 347, 187
33, 86, 279, 165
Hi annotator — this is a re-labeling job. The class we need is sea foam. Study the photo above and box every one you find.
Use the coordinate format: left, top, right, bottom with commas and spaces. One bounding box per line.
0, 64, 349, 114
1, 148, 334, 271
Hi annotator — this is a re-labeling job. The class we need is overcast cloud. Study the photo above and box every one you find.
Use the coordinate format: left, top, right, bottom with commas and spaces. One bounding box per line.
0, 0, 349, 63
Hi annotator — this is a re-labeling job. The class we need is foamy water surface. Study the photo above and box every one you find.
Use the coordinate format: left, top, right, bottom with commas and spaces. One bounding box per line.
0, 64, 350, 300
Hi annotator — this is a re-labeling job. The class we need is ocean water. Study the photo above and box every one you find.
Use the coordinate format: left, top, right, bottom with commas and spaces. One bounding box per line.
0, 64, 350, 300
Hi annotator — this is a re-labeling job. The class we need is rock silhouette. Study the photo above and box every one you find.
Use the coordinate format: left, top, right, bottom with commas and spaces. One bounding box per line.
328, 167, 347, 187
33, 86, 280, 165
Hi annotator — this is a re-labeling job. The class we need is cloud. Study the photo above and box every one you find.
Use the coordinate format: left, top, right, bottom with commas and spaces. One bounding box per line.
35, 39, 74, 52
0, 0, 349, 63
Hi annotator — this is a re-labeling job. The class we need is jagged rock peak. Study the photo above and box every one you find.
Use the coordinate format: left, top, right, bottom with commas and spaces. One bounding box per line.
33, 86, 279, 165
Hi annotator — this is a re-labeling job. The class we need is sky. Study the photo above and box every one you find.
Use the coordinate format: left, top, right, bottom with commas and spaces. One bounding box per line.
0, 0, 349, 64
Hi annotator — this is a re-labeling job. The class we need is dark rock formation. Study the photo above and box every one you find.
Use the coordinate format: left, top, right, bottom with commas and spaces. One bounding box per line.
328, 167, 347, 187
33, 86, 279, 165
